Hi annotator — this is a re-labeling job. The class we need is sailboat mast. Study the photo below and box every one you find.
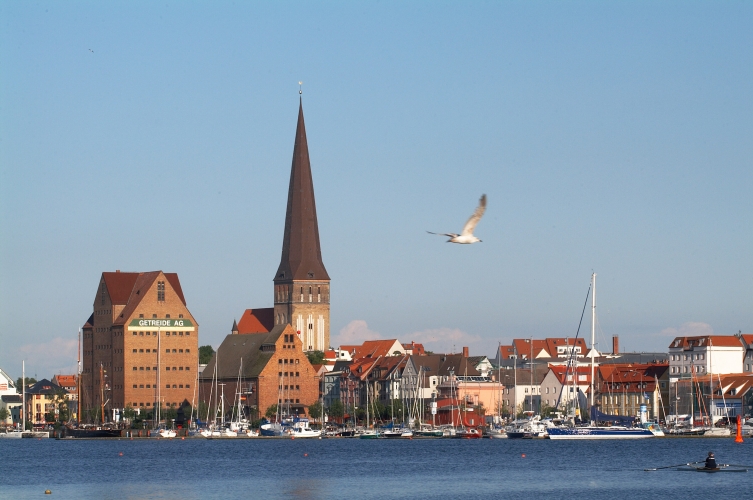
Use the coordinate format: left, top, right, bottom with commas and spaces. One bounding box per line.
590, 273, 596, 414
77, 328, 81, 424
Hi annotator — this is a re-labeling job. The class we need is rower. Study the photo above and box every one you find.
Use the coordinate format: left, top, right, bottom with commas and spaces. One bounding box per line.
704, 452, 717, 469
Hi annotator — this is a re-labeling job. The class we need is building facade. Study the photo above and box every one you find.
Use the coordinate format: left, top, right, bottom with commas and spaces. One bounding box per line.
668, 335, 744, 381
81, 270, 199, 422
273, 100, 331, 352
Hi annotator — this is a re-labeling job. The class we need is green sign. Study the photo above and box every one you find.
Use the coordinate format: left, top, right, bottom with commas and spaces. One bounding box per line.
128, 319, 194, 328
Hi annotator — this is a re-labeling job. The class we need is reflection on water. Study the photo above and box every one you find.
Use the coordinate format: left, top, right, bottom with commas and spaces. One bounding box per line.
1, 438, 751, 499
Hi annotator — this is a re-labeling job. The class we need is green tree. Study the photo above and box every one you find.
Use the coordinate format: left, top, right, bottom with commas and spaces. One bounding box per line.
327, 400, 344, 419
199, 345, 215, 364
16, 377, 37, 390
540, 404, 557, 418
307, 401, 323, 420
265, 404, 278, 420
305, 350, 325, 365
0, 407, 9, 427
387, 399, 405, 421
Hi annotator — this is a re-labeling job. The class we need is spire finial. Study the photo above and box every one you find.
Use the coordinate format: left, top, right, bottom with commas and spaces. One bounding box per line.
299, 81, 303, 95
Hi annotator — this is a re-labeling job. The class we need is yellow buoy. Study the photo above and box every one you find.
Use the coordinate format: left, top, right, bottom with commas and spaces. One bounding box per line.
45, 489, 51, 494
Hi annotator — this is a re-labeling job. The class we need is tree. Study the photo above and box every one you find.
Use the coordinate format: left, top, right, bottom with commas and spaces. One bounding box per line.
305, 350, 325, 365
540, 404, 557, 418
0, 407, 9, 427
265, 404, 278, 420
327, 400, 344, 419
16, 377, 37, 390
307, 401, 323, 420
199, 345, 215, 364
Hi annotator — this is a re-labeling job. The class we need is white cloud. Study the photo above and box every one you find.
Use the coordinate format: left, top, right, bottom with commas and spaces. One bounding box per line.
333, 320, 382, 346
659, 321, 714, 338
18, 337, 79, 377
405, 327, 482, 354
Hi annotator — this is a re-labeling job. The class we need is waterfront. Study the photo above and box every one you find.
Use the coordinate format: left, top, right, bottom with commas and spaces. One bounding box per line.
2, 438, 751, 499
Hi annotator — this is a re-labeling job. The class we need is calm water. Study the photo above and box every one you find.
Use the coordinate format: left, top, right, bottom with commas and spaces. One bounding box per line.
2, 437, 752, 499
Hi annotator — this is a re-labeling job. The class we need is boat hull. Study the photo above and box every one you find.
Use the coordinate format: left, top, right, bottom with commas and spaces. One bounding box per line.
547, 427, 654, 439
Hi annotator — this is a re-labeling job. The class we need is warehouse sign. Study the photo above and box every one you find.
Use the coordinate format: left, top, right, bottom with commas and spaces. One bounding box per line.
127, 318, 195, 331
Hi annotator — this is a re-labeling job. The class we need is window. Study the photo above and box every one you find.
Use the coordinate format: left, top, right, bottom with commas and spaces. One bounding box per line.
186, 384, 190, 388
172, 384, 177, 388
133, 332, 137, 336
186, 332, 190, 336
152, 314, 157, 318
172, 349, 177, 353
179, 367, 183, 371
166, 367, 170, 371
133, 367, 137, 371
157, 281, 165, 301
179, 385, 183, 388
166, 384, 170, 389
186, 349, 190, 353
139, 384, 144, 388
133, 384, 137, 388
133, 349, 137, 353
146, 384, 151, 389
166, 349, 170, 353
186, 367, 190, 371
139, 367, 144, 371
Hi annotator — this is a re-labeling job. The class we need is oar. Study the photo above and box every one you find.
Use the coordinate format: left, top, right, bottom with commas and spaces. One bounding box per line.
722, 464, 753, 468
644, 461, 702, 471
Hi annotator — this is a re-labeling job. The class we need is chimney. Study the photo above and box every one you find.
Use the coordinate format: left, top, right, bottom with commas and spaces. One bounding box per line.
116, 270, 120, 273
462, 346, 469, 358
612, 335, 619, 355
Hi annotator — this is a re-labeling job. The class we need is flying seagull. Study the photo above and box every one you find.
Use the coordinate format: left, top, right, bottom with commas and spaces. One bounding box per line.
427, 194, 486, 244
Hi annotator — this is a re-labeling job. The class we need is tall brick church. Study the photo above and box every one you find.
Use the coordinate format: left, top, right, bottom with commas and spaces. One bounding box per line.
199, 99, 328, 417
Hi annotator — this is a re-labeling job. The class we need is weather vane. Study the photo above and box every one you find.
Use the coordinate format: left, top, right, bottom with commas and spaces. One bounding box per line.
299, 81, 303, 95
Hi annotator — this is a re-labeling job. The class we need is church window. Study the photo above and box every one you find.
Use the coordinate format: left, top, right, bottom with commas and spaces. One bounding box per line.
157, 281, 165, 301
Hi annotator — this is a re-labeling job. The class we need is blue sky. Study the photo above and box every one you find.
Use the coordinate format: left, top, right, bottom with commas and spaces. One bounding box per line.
1, 1, 751, 379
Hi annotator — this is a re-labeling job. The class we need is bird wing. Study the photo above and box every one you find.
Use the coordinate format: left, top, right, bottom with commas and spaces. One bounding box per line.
427, 231, 458, 238
461, 194, 486, 236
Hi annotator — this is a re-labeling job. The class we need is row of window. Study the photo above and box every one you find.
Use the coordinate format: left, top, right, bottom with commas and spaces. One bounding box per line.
670, 365, 705, 374
132, 366, 191, 371
132, 402, 180, 407
277, 358, 300, 365
279, 399, 301, 404
131, 348, 191, 353
279, 385, 301, 391
278, 371, 301, 377
670, 353, 705, 361
132, 331, 191, 336
137, 313, 184, 319
132, 384, 190, 389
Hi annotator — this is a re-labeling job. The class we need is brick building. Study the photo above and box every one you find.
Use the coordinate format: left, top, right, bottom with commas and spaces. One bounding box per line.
81, 270, 199, 422
199, 323, 320, 420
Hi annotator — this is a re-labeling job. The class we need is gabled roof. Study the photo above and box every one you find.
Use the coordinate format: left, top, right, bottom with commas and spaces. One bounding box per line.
546, 365, 594, 386
51, 375, 77, 389
236, 308, 275, 334
26, 379, 66, 395
349, 339, 404, 361
741, 334, 753, 347
199, 324, 303, 381
668, 335, 745, 349
409, 354, 482, 379
83, 313, 94, 329
111, 271, 189, 326
512, 339, 550, 359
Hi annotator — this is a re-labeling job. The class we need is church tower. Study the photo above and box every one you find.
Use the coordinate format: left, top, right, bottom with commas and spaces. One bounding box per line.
273, 98, 331, 352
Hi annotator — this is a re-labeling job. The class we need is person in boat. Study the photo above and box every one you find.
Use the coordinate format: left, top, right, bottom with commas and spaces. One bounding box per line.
704, 452, 717, 469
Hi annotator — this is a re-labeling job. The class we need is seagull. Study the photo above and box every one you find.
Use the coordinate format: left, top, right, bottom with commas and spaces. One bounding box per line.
427, 194, 486, 244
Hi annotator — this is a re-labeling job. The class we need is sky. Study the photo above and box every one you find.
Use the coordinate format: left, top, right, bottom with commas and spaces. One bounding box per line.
1, 1, 751, 380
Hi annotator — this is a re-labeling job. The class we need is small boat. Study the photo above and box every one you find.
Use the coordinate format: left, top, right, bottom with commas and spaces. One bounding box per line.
0, 430, 25, 439
359, 429, 380, 439
260, 422, 286, 437
456, 428, 482, 439
685, 466, 748, 473
289, 418, 321, 438
222, 428, 238, 437
488, 427, 507, 439
246, 429, 259, 437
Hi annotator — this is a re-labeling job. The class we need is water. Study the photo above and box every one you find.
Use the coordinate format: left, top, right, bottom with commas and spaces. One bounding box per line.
2, 437, 751, 499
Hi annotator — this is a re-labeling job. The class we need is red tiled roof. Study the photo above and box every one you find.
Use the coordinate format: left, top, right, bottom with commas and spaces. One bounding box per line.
351, 340, 402, 360
237, 308, 275, 334
499, 345, 515, 359
52, 375, 77, 389
112, 271, 190, 325
668, 335, 745, 349
548, 365, 593, 385
741, 334, 753, 346
512, 339, 549, 358
102, 272, 140, 304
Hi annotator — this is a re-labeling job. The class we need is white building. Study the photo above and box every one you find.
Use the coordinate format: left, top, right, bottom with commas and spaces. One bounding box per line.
668, 335, 744, 381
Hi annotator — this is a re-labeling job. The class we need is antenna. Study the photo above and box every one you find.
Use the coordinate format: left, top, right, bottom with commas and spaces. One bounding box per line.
299, 81, 303, 95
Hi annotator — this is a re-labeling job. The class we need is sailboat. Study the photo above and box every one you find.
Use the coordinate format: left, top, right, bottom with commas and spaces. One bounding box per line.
360, 380, 379, 439
546, 274, 654, 440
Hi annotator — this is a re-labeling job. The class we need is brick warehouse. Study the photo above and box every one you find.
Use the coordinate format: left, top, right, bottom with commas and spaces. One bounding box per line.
81, 270, 199, 421
199, 323, 319, 419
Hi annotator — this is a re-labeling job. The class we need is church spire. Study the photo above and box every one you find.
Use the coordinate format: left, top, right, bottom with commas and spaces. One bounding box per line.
275, 99, 329, 282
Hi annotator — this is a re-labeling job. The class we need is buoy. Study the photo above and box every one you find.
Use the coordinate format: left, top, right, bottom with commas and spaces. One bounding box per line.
45, 490, 51, 494
118, 452, 123, 456
735, 415, 744, 443
304, 453, 308, 457
181, 437, 185, 440
521, 453, 526, 458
